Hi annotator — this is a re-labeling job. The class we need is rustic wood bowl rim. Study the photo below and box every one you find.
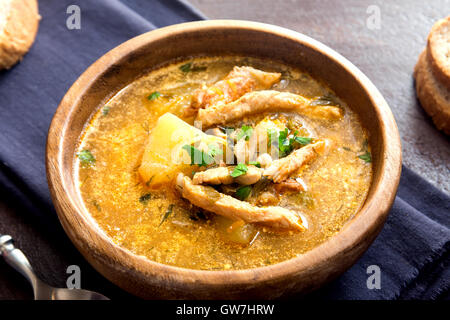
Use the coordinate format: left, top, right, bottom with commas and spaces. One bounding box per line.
46, 20, 402, 293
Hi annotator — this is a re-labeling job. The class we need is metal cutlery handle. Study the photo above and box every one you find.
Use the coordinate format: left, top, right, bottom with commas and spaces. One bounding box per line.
0, 235, 40, 288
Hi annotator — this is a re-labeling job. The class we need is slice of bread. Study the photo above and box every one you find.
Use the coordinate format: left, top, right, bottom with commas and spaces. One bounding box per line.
0, 0, 40, 70
427, 16, 450, 91
414, 50, 450, 135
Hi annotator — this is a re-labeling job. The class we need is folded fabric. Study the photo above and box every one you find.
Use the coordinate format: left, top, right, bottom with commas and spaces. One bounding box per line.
0, 0, 448, 300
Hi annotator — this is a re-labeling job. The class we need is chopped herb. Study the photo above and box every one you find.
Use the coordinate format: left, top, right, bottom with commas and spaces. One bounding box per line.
159, 204, 174, 226
278, 128, 293, 156
77, 150, 95, 166
92, 200, 101, 211
294, 136, 312, 146
358, 151, 372, 163
182, 144, 214, 167
147, 91, 161, 101
286, 119, 296, 131
248, 161, 261, 168
230, 163, 248, 178
268, 127, 314, 157
139, 193, 152, 205
343, 146, 352, 151
235, 186, 252, 200
236, 125, 253, 141
309, 94, 341, 107
179, 62, 207, 73
102, 105, 110, 116
145, 176, 155, 187
208, 144, 223, 158
180, 62, 192, 72
357, 139, 371, 163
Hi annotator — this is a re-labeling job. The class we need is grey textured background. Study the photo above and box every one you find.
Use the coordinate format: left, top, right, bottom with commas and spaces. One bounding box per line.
189, 0, 450, 194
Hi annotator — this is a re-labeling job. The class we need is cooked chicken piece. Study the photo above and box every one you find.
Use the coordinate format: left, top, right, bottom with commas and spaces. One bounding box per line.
177, 174, 307, 231
273, 179, 306, 193
193, 165, 263, 185
264, 140, 329, 183
185, 66, 281, 116
196, 90, 343, 127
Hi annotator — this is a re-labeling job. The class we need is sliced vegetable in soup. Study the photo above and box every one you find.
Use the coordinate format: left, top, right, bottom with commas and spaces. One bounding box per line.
76, 56, 372, 270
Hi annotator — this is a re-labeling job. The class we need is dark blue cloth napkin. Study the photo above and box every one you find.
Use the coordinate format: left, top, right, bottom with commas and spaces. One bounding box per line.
0, 0, 448, 300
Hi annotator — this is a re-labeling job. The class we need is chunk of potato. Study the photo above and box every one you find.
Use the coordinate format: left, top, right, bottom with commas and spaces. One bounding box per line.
214, 215, 258, 246
139, 113, 225, 187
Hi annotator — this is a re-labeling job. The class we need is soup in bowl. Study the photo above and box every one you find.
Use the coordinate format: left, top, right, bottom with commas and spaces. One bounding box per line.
47, 20, 401, 299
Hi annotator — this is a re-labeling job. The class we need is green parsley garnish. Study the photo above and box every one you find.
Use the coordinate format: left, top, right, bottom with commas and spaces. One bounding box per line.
208, 144, 223, 158
248, 161, 261, 168
357, 139, 371, 163
159, 204, 174, 226
147, 91, 161, 101
230, 163, 248, 178
180, 62, 192, 72
358, 151, 372, 163
236, 125, 253, 141
294, 136, 312, 146
77, 150, 95, 166
179, 62, 207, 73
182, 144, 214, 167
278, 128, 293, 157
268, 127, 313, 157
102, 105, 110, 116
235, 186, 252, 200
139, 193, 152, 205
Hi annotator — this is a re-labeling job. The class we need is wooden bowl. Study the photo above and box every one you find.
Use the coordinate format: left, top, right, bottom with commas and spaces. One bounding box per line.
46, 20, 401, 299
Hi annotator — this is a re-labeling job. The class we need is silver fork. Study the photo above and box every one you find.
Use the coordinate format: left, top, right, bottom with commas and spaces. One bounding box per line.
0, 234, 109, 300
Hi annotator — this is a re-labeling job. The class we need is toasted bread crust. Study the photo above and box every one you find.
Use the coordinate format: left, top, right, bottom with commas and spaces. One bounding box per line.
427, 16, 450, 91
414, 51, 450, 135
0, 0, 40, 70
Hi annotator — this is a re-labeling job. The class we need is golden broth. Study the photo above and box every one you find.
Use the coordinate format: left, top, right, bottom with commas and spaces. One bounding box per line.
76, 56, 372, 270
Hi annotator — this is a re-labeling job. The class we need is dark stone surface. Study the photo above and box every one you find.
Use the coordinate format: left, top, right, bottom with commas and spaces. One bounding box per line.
190, 0, 450, 194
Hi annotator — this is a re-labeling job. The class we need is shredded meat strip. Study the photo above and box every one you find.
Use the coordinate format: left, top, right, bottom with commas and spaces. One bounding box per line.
264, 140, 329, 183
177, 174, 308, 231
196, 90, 343, 128
185, 66, 281, 116
192, 165, 263, 186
